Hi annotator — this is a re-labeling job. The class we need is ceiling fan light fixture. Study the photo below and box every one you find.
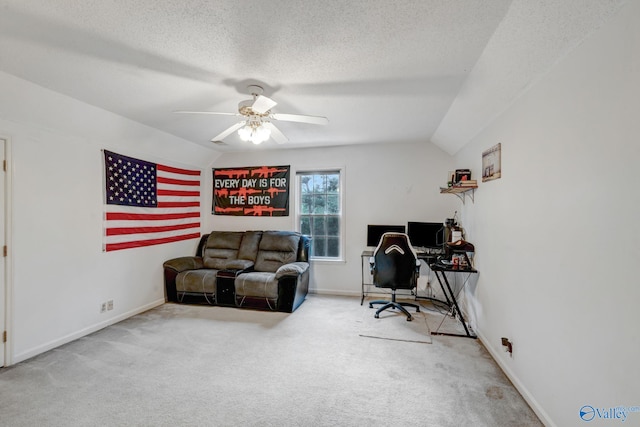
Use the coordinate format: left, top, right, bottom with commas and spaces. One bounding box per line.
237, 120, 271, 144
250, 126, 269, 145
238, 125, 252, 141
256, 124, 271, 140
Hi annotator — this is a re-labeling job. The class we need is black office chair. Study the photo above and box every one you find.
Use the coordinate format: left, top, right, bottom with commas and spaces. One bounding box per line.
368, 232, 421, 321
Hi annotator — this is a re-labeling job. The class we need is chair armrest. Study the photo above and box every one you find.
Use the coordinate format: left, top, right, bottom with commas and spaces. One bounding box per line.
275, 262, 309, 279
369, 257, 375, 273
163, 256, 203, 273
415, 259, 421, 274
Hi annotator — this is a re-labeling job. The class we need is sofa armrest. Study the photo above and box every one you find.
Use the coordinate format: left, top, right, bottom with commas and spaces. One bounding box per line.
163, 256, 203, 303
277, 264, 310, 312
163, 256, 204, 273
275, 262, 309, 279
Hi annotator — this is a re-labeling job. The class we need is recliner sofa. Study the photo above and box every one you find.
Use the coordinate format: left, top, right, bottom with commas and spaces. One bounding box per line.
163, 230, 310, 312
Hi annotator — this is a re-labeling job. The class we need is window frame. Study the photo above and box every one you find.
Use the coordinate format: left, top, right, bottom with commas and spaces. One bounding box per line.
295, 167, 345, 263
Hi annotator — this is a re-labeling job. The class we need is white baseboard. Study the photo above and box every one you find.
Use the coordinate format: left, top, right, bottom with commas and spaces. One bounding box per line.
13, 298, 165, 364
309, 288, 361, 297
476, 328, 555, 427
308, 288, 415, 300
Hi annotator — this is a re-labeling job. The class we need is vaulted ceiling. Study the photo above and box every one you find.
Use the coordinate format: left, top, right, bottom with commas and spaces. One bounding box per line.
0, 0, 625, 153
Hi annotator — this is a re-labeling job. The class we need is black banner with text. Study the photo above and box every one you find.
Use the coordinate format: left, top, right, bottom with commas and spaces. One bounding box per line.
213, 165, 290, 216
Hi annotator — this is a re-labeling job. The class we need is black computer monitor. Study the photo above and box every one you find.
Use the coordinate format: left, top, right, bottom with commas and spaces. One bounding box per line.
367, 224, 406, 247
407, 221, 444, 248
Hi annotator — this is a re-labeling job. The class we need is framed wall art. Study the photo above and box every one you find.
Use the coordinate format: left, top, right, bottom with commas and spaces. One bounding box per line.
482, 143, 502, 182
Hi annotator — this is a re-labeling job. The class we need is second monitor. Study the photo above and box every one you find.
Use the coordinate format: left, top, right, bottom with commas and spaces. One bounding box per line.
367, 224, 405, 247
407, 221, 444, 249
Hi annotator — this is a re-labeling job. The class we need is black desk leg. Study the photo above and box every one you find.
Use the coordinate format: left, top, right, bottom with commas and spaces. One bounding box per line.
434, 270, 454, 308
432, 270, 476, 339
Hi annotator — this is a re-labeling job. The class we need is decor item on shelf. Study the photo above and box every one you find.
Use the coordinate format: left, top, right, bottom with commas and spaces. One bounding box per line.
447, 170, 455, 187
454, 169, 471, 184
174, 85, 328, 145
452, 179, 477, 187
482, 143, 502, 182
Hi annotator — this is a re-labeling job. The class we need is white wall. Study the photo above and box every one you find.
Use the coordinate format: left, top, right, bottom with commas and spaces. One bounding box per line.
207, 142, 458, 295
455, 3, 640, 426
0, 71, 220, 363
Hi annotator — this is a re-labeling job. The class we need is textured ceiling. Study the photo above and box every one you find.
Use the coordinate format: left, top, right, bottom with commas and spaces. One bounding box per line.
0, 0, 626, 153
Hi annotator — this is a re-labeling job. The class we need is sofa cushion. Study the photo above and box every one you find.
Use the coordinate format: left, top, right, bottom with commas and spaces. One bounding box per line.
221, 259, 255, 270
235, 272, 279, 299
176, 269, 218, 294
203, 231, 244, 269
254, 231, 301, 272
238, 230, 262, 261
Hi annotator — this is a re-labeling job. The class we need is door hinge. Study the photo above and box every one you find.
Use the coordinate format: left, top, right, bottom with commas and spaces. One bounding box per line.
2, 331, 6, 343
2, 160, 5, 172
2, 245, 6, 257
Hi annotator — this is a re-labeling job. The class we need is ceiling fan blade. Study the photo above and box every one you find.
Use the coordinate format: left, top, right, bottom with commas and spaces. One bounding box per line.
263, 122, 288, 144
211, 122, 245, 142
251, 95, 278, 114
271, 113, 329, 125
173, 110, 240, 116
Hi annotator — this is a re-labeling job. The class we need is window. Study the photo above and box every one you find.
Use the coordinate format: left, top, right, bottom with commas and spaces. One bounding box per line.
297, 170, 343, 260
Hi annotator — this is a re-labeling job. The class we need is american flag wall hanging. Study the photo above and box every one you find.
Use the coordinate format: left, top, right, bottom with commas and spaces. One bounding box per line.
103, 150, 201, 251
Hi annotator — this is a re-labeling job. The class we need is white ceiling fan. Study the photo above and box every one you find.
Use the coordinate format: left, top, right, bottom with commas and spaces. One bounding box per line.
174, 85, 329, 145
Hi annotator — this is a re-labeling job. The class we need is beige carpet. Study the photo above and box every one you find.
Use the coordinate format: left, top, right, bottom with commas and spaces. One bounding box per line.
358, 303, 432, 344
0, 294, 543, 427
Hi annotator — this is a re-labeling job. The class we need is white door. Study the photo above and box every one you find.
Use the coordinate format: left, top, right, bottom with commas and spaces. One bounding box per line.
0, 138, 5, 367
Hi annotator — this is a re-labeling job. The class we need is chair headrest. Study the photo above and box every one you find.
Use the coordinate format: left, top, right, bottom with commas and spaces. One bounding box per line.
374, 232, 417, 258
384, 244, 405, 255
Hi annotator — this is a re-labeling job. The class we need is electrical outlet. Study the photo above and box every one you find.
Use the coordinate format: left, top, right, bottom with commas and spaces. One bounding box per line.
501, 337, 513, 356
100, 302, 107, 313
107, 300, 114, 311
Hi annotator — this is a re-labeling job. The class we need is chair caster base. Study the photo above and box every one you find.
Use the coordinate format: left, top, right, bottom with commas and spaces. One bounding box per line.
369, 298, 419, 322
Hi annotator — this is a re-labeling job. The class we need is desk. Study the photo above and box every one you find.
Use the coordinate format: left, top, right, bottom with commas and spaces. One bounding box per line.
361, 249, 478, 339
429, 263, 477, 338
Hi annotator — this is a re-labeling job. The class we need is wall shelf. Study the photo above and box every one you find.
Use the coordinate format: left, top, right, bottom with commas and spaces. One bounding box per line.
440, 186, 477, 204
